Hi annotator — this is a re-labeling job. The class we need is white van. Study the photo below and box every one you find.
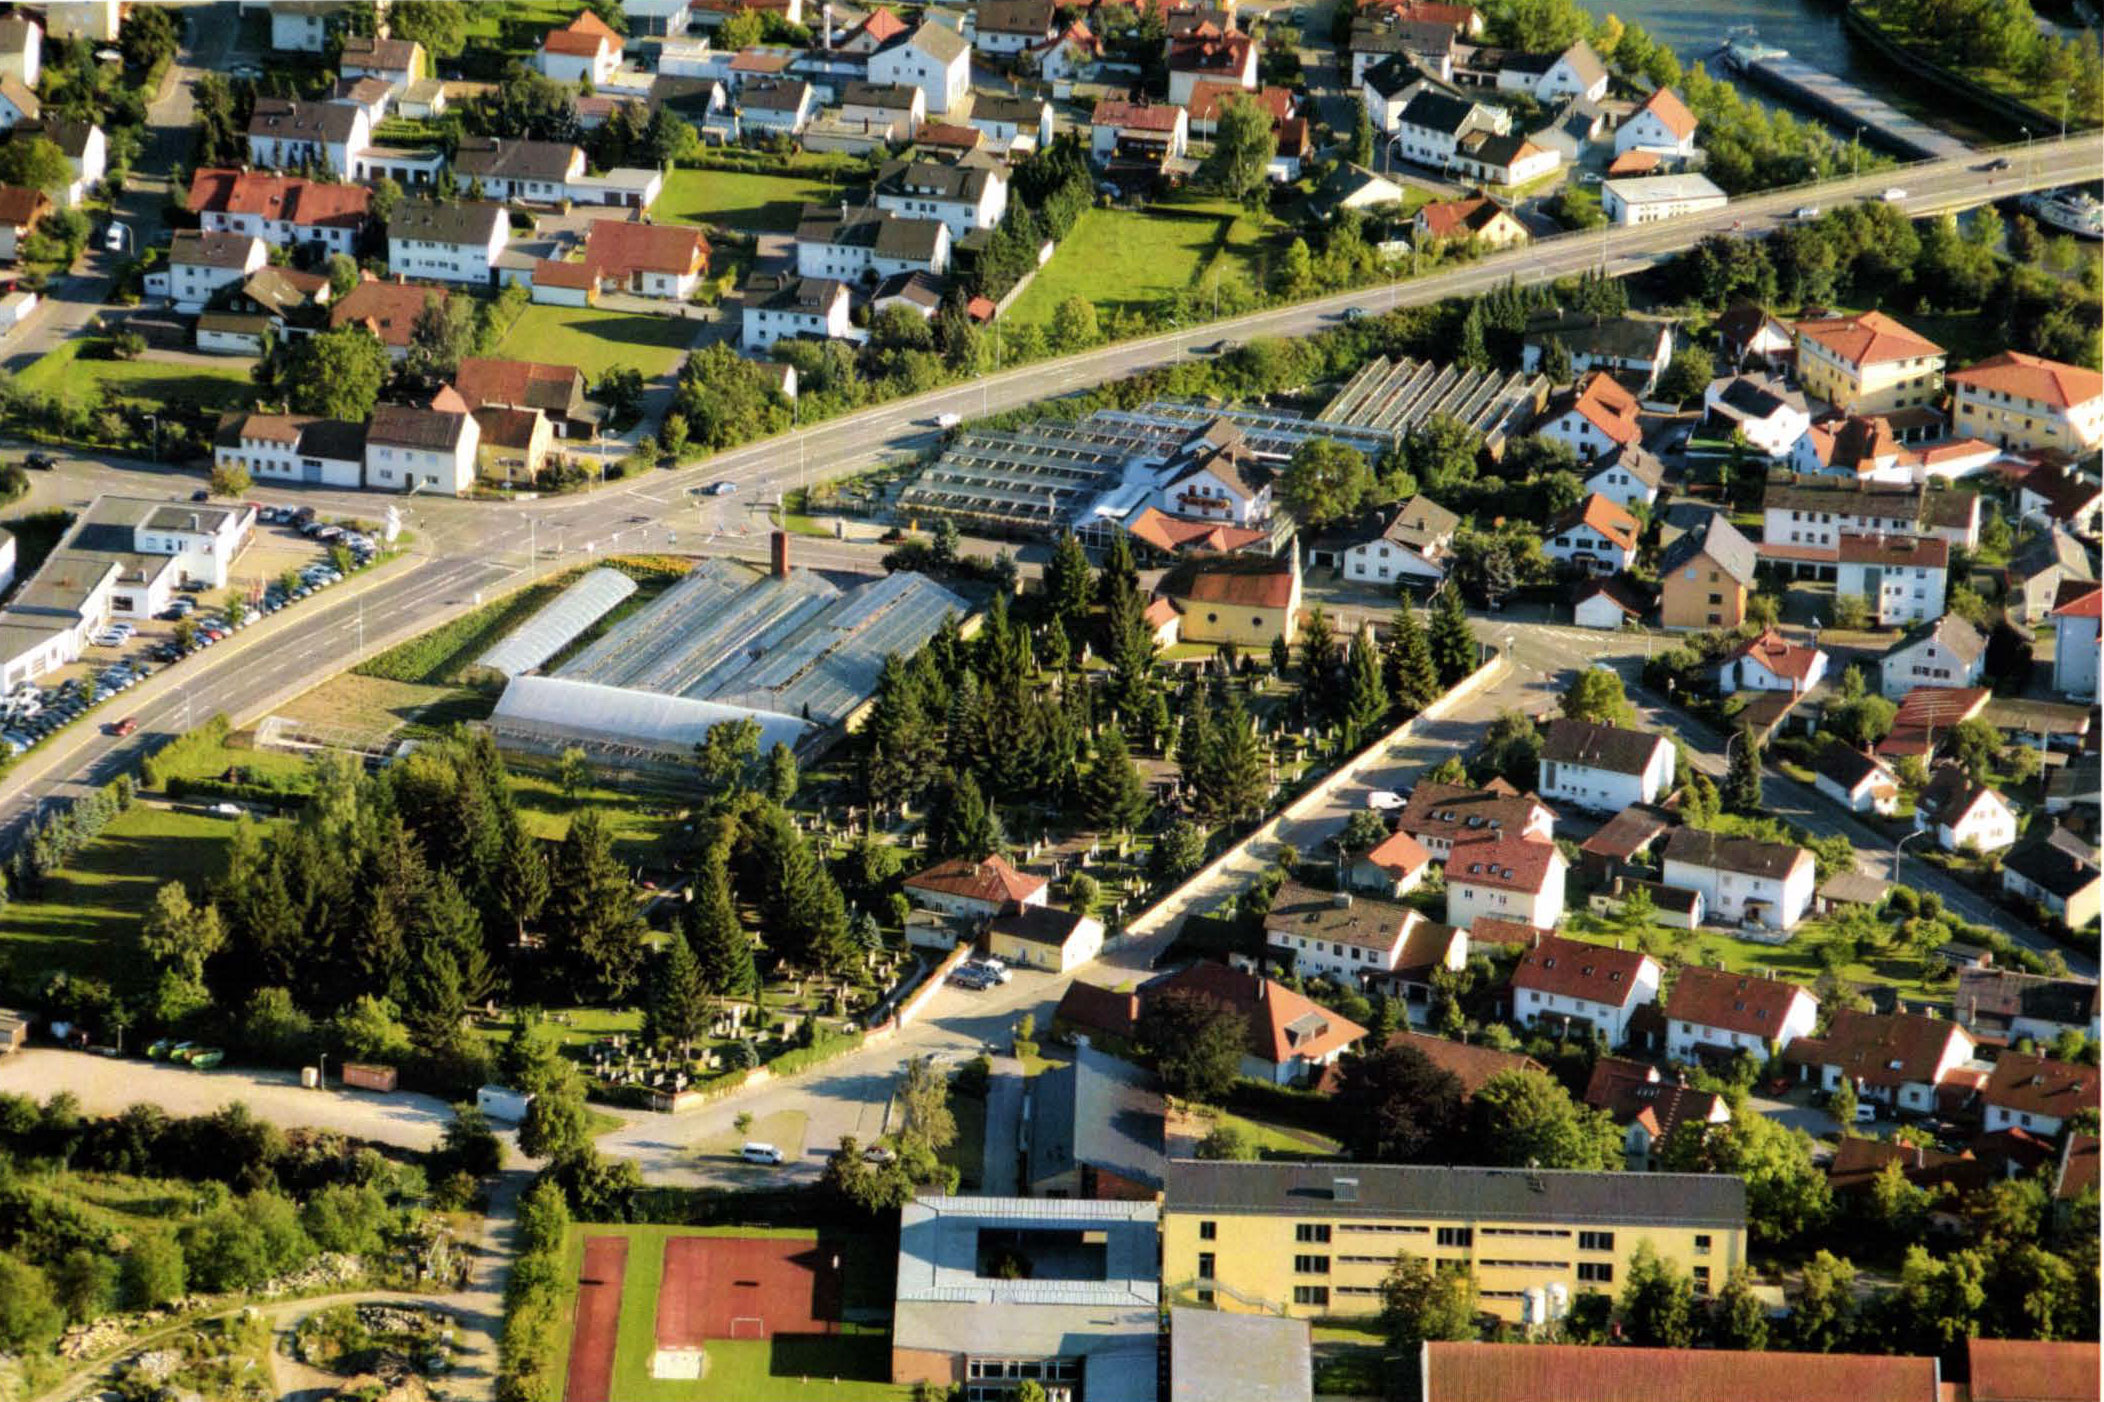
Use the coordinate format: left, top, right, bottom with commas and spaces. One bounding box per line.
739, 1142, 784, 1165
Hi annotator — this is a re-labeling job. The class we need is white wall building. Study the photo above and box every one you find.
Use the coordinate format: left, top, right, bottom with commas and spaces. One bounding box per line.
213, 413, 366, 490
364, 403, 480, 496
1510, 934, 1661, 1046
1879, 615, 1987, 700
1444, 836, 1569, 932
1537, 718, 1674, 813
1661, 828, 1817, 931
1664, 967, 1818, 1062
1835, 532, 1948, 626
1601, 173, 1727, 225
867, 22, 972, 114
2053, 582, 2101, 699
387, 200, 507, 286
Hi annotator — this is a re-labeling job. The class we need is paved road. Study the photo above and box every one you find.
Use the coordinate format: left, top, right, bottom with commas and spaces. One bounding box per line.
0, 135, 2094, 845
981, 1053, 1025, 1195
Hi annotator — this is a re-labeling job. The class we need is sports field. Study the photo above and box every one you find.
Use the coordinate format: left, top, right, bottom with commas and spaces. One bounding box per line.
554, 1225, 910, 1402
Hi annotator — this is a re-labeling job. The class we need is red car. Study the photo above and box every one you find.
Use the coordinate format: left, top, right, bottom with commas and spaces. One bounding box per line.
110, 716, 138, 736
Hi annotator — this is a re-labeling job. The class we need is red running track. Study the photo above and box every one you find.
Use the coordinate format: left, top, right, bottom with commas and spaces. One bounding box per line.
655, 1235, 841, 1345
561, 1236, 630, 1402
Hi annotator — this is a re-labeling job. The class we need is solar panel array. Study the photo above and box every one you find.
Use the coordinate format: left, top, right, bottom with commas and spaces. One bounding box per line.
1318, 356, 1545, 447
475, 567, 638, 678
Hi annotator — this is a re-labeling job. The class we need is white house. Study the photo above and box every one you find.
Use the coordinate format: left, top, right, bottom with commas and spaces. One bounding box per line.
186, 168, 371, 258
364, 403, 480, 496
974, 0, 1057, 54
1601, 173, 1728, 225
1392, 780, 1557, 863
1916, 770, 2019, 854
1522, 311, 1675, 394
985, 905, 1105, 974
1879, 615, 1988, 700
2000, 828, 2102, 930
1835, 532, 1948, 626
1661, 828, 1817, 932
1390, 89, 1507, 173
450, 137, 584, 203
339, 34, 425, 93
1581, 445, 1666, 510
581, 220, 710, 299
148, 230, 267, 313
0, 15, 40, 89
739, 78, 816, 135
1350, 829, 1436, 899
1538, 718, 1674, 812
213, 412, 366, 490
1089, 100, 1191, 163
1496, 41, 1608, 103
1159, 455, 1270, 528
269, 3, 333, 52
1704, 373, 1812, 459
1543, 493, 1640, 576
1614, 87, 1699, 158
1814, 742, 1901, 816
1981, 1052, 2100, 1137
1030, 21, 1103, 84
1784, 1010, 1976, 1115
1445, 834, 1568, 932
837, 81, 925, 140
967, 95, 1056, 155
1341, 494, 1459, 585
902, 853, 1048, 919
1166, 29, 1258, 107
2052, 579, 2101, 699
874, 158, 1007, 240
1263, 881, 1464, 987
1664, 967, 1818, 1062
387, 200, 508, 286
1536, 371, 1643, 459
1572, 576, 1651, 629
19, 117, 104, 207
538, 11, 624, 86
1510, 933, 1661, 1046
246, 99, 369, 177
868, 21, 972, 115
1718, 628, 1827, 695
740, 271, 856, 350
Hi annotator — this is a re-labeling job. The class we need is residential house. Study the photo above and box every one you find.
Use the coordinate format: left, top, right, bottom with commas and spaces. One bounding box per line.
868, 21, 971, 114
268, 2, 340, 53
873, 158, 1006, 239
0, 15, 39, 88
1350, 829, 1436, 900
1525, 95, 1604, 162
452, 358, 593, 440
1157, 426, 1272, 527
1510, 933, 1661, 1045
470, 405, 554, 486
2053, 579, 2101, 698
740, 271, 854, 350
1718, 628, 1827, 695
1536, 371, 1642, 458
1793, 310, 1946, 416
795, 203, 949, 283
450, 137, 585, 203
1614, 86, 1698, 157
187, 168, 371, 257
1954, 966, 2101, 1047
1340, 494, 1459, 585
1878, 615, 1987, 700
1665, 967, 1818, 1062
330, 277, 443, 359
0, 74, 37, 130
582, 220, 709, 299
975, 0, 1057, 53
1164, 1160, 1743, 1324
1543, 493, 1641, 576
1759, 475, 1980, 576
1030, 20, 1103, 83
1167, 28, 1257, 106
363, 402, 479, 495
1600, 173, 1728, 225
1916, 768, 2019, 854
2001, 826, 2101, 929
1814, 742, 1901, 816
1947, 350, 2104, 456
1783, 1009, 1977, 1113
17, 117, 103, 207
1156, 552, 1300, 648
387, 200, 507, 285
1389, 89, 1506, 172
1980, 1053, 2100, 1136
1266, 884, 1465, 1000
738, 77, 815, 135
1445, 833, 1568, 931
1497, 40, 1608, 101
1450, 132, 1558, 187
1789, 414, 1918, 485
1024, 1046, 1166, 1199
1714, 300, 1797, 371
43, 2, 123, 43
1423, 1344, 1937, 1402
1089, 100, 1191, 164
1538, 718, 1674, 813
538, 11, 623, 86
1413, 194, 1529, 248
1317, 1030, 1543, 1100
1350, 14, 1461, 87
1826, 1135, 1993, 1205
1835, 532, 1948, 626
1585, 1057, 1732, 1166
1572, 575, 1652, 629
837, 81, 924, 141
2005, 527, 2094, 625
1657, 512, 1756, 630
1876, 685, 1991, 760
1703, 372, 1812, 458
1308, 162, 1409, 220
1185, 81, 1291, 139
1392, 779, 1556, 862
1120, 507, 1268, 560
986, 904, 1107, 973
1149, 960, 1368, 1085
902, 852, 1048, 919
246, 99, 369, 177
1520, 310, 1674, 393
213, 412, 367, 490
340, 33, 425, 92
149, 231, 268, 313
2018, 462, 2104, 536
968, 94, 1055, 155
0, 184, 47, 262
1580, 444, 1666, 509
1358, 52, 1450, 135
1661, 828, 1817, 931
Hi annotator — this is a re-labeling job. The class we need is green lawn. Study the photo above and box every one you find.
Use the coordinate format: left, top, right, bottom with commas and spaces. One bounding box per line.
17, 340, 256, 412
143, 729, 315, 790
938, 1089, 987, 1192
659, 167, 863, 235
553, 1223, 910, 1402
492, 305, 696, 381
508, 759, 697, 868
1006, 199, 1277, 326
1, 804, 258, 989
1560, 911, 1945, 1004
1199, 1109, 1344, 1161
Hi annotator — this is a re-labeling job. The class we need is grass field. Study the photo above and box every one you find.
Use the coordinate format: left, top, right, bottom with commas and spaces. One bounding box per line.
276, 673, 493, 742
659, 167, 862, 234
1006, 198, 1276, 326
0, 804, 257, 988
508, 759, 695, 868
142, 727, 315, 790
1198, 1109, 1345, 1161
17, 340, 257, 412
493, 305, 696, 381
1560, 911, 1944, 1004
553, 1224, 909, 1402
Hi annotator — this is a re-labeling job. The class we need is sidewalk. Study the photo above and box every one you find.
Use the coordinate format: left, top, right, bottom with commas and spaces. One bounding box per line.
981, 1054, 1024, 1196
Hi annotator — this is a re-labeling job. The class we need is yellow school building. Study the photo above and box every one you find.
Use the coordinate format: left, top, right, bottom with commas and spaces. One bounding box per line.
1162, 1160, 1747, 1324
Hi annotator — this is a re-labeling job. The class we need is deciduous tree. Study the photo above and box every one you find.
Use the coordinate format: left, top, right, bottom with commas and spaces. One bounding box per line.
1138, 989, 1247, 1103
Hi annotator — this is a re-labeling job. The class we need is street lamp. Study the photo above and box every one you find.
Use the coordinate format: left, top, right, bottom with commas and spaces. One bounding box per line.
1893, 824, 1929, 884
1851, 126, 1864, 179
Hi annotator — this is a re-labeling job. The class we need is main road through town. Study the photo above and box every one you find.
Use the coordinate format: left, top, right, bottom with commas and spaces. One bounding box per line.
0, 134, 2094, 853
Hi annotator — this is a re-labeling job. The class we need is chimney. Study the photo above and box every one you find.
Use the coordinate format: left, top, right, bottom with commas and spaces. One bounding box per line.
771, 528, 790, 580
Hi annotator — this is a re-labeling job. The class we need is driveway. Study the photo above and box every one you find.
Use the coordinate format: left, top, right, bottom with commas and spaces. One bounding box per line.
981, 1053, 1025, 1195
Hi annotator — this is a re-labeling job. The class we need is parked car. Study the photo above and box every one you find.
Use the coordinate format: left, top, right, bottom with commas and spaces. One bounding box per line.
1854, 1101, 1879, 1125
934, 412, 962, 430
209, 802, 243, 817
1794, 206, 1820, 220
739, 1142, 784, 1165
22, 452, 54, 471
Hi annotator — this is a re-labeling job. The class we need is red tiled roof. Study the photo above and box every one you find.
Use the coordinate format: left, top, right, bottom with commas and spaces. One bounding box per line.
1416, 195, 1515, 241
1166, 558, 1296, 610
544, 9, 622, 55
1835, 531, 1947, 568
189, 168, 371, 228
915, 122, 982, 148
1054, 980, 1140, 1040
453, 357, 583, 414
329, 278, 446, 347
0, 182, 45, 227
1949, 350, 2104, 410
1633, 85, 1698, 139
1167, 28, 1253, 73
1982, 1051, 2100, 1121
1185, 80, 1294, 124
1584, 1057, 1727, 1141
2053, 577, 2104, 620
1723, 627, 1823, 682
1395, 782, 1552, 847
532, 258, 597, 289
1605, 148, 1660, 176
1826, 1136, 1991, 1196
1782, 1010, 1971, 1088
1424, 1342, 1940, 1402
2056, 1133, 2099, 1202
1362, 828, 1432, 879
1468, 915, 1543, 946
1665, 966, 1810, 1039
1319, 1029, 1541, 1097
1794, 309, 1944, 367
1094, 99, 1185, 132
1125, 506, 1267, 555
1550, 370, 1641, 447
903, 853, 1047, 906
1446, 832, 1562, 895
1967, 1339, 2102, 1402
584, 219, 709, 278
1151, 959, 1367, 1067
854, 6, 910, 44
1510, 933, 1652, 1007
472, 404, 543, 450
1548, 492, 1640, 553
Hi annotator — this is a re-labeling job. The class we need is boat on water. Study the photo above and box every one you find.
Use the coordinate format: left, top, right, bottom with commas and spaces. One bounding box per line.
1719, 25, 1791, 70
2021, 187, 2104, 240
